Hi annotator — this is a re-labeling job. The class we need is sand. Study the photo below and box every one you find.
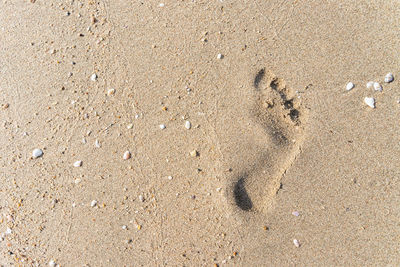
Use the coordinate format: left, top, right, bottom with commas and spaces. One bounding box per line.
0, 0, 399, 266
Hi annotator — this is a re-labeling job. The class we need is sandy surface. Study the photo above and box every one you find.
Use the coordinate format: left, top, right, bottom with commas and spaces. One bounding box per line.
1, 0, 399, 266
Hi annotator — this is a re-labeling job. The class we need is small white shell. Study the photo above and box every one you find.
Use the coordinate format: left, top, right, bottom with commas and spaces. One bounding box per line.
107, 88, 115, 96
293, 239, 300, 247
346, 82, 354, 91
185, 120, 191, 129
373, 82, 382, 92
366, 81, 374, 89
123, 151, 131, 160
32, 148, 43, 158
90, 73, 97, 81
364, 97, 375, 108
73, 160, 82, 167
95, 139, 101, 148
217, 53, 223, 59
292, 211, 300, 216
90, 200, 97, 207
384, 73, 394, 83
48, 260, 56, 267
159, 124, 166, 129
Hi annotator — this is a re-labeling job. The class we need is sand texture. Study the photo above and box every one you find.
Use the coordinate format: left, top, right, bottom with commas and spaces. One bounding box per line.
0, 0, 399, 266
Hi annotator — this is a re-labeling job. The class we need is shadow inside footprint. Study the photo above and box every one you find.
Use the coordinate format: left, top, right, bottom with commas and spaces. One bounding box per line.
234, 176, 253, 211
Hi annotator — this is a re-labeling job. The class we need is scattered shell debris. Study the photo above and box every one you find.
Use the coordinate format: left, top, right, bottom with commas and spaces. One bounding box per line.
373, 82, 382, 92
73, 160, 82, 167
293, 239, 300, 247
185, 120, 191, 129
90, 73, 97, 81
32, 148, 43, 158
364, 97, 375, 108
346, 82, 354, 91
123, 151, 131, 160
384, 73, 394, 83
159, 124, 166, 130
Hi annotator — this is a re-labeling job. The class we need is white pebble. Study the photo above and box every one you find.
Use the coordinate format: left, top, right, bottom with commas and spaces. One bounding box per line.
384, 73, 394, 83
364, 97, 375, 108
159, 124, 166, 129
123, 151, 131, 160
32, 148, 43, 158
366, 81, 374, 89
185, 120, 191, 129
292, 211, 300, 217
73, 160, 82, 167
293, 239, 300, 247
127, 123, 133, 129
345, 82, 354, 91
82, 138, 86, 144
167, 175, 173, 180
122, 225, 127, 230
107, 88, 115, 96
90, 73, 97, 81
373, 82, 382, 92
159, 3, 165, 7
217, 53, 223, 59
216, 187, 222, 192
48, 260, 56, 267
95, 139, 101, 148
90, 200, 97, 207
138, 195, 144, 202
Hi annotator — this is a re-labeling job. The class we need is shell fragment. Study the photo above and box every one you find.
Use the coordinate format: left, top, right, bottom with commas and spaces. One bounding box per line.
384, 73, 394, 83
364, 97, 375, 108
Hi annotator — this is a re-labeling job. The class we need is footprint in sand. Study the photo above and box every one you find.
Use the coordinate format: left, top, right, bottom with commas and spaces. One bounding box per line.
230, 68, 308, 214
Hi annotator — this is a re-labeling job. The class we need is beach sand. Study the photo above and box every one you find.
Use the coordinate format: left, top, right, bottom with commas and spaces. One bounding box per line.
0, 0, 399, 266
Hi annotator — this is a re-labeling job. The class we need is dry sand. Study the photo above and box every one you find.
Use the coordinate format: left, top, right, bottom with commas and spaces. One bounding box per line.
0, 0, 399, 266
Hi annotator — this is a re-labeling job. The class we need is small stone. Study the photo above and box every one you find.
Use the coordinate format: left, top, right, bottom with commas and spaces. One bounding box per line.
122, 225, 127, 230
90, 73, 97, 81
90, 200, 97, 207
384, 73, 394, 83
95, 139, 101, 148
373, 82, 382, 92
167, 175, 173, 180
48, 260, 56, 267
82, 138, 87, 144
366, 81, 374, 89
292, 211, 300, 216
127, 123, 133, 129
32, 148, 43, 158
216, 187, 222, 192
123, 151, 131, 160
346, 82, 354, 91
190, 150, 198, 157
2, 103, 9, 109
293, 239, 300, 247
138, 195, 144, 202
73, 160, 82, 167
159, 3, 164, 7
159, 124, 166, 130
185, 120, 191, 129
107, 88, 115, 96
364, 97, 375, 108
217, 53, 223, 59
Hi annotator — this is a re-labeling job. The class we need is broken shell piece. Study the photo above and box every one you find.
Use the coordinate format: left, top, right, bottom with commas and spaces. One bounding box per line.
293, 239, 300, 247
123, 151, 131, 160
73, 160, 82, 167
373, 82, 382, 92
364, 97, 375, 108
384, 73, 394, 83
90, 73, 97, 81
366, 81, 374, 89
346, 82, 354, 91
107, 88, 115, 96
